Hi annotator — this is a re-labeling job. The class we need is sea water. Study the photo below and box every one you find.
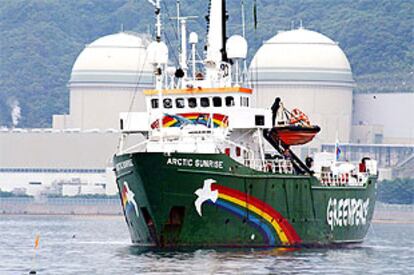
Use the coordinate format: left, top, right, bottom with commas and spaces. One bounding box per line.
0, 215, 413, 274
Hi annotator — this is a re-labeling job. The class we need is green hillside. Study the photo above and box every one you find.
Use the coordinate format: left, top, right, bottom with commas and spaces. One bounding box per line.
0, 0, 413, 128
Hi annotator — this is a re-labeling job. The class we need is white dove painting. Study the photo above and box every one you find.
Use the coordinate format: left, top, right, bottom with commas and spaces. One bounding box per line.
121, 181, 140, 218
194, 178, 219, 216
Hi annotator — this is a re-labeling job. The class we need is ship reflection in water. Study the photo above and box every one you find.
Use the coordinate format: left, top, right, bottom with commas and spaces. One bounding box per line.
0, 215, 412, 274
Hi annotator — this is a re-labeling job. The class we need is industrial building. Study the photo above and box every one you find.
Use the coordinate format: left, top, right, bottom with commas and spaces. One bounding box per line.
250, 27, 354, 151
0, 131, 119, 196
1, 28, 412, 196
352, 93, 414, 144
53, 32, 154, 130
1, 32, 153, 197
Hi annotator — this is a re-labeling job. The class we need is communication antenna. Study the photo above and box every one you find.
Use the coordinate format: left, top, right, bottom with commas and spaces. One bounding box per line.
147, 0, 162, 41
171, 2, 198, 78
241, 0, 248, 82
241, 0, 246, 38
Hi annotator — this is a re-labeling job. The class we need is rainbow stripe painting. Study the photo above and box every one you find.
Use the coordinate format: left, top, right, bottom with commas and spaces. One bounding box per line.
151, 113, 228, 129
194, 179, 301, 246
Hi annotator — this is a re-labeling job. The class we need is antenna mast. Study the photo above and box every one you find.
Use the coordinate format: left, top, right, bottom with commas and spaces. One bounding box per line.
155, 0, 162, 41
171, 2, 198, 78
241, 0, 248, 82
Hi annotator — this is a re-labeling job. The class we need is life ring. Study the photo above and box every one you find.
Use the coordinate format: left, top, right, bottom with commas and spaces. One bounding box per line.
289, 108, 310, 125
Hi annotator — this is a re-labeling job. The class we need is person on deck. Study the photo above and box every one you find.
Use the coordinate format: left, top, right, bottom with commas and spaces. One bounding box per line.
271, 97, 281, 127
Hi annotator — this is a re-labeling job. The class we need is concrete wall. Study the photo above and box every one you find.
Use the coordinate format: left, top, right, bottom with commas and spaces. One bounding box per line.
54, 87, 147, 130
0, 132, 120, 196
0, 132, 119, 168
353, 93, 414, 144
351, 124, 384, 144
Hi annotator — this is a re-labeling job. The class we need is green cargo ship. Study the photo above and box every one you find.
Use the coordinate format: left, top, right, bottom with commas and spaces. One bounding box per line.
113, 0, 377, 248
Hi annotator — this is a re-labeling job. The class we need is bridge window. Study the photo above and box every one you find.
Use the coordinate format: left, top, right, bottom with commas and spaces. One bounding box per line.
240, 97, 249, 107
176, 98, 185, 108
225, 96, 235, 107
213, 97, 222, 107
188, 97, 197, 108
200, 97, 210, 107
163, 98, 172, 109
151, 99, 159, 109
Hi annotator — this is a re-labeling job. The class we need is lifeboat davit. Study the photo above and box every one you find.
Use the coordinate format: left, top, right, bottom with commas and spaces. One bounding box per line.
271, 107, 320, 146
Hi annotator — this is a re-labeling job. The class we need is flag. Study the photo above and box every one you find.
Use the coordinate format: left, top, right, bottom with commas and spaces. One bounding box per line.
253, 0, 258, 29
335, 139, 341, 161
34, 235, 40, 249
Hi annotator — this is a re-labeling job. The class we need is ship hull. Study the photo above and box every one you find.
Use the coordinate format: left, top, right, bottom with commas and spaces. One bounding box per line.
114, 153, 377, 248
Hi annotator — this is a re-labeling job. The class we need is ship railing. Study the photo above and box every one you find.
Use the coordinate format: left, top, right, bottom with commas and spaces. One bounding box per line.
244, 159, 294, 174
319, 171, 367, 187
120, 139, 148, 154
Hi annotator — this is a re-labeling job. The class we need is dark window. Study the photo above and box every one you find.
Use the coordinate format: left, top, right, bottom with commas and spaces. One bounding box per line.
236, 147, 241, 157
225, 96, 235, 107
176, 98, 185, 108
213, 97, 222, 107
255, 115, 265, 126
200, 97, 210, 107
151, 99, 159, 109
188, 97, 197, 108
163, 98, 172, 109
246, 97, 249, 107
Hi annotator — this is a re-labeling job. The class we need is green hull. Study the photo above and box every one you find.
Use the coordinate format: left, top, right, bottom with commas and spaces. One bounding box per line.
114, 153, 377, 248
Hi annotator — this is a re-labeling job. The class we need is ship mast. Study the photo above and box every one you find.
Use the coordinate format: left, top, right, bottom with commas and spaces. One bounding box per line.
155, 0, 162, 41
146, 0, 169, 142
171, 2, 197, 81
205, 0, 230, 87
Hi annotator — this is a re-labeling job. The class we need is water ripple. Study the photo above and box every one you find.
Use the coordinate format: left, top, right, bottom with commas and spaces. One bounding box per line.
0, 215, 413, 274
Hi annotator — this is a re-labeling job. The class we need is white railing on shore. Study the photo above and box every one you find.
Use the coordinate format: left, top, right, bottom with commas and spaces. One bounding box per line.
244, 159, 293, 174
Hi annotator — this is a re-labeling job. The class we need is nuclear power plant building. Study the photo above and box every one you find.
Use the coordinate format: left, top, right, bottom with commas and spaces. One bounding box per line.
1, 29, 412, 197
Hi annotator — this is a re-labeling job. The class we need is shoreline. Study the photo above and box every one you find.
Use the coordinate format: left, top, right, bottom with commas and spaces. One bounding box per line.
372, 219, 414, 224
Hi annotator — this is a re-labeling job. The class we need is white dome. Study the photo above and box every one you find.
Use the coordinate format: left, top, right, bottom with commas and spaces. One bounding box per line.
70, 32, 154, 87
250, 28, 354, 86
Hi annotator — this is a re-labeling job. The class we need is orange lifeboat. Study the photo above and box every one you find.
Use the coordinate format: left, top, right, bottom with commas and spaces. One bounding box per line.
272, 108, 320, 146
